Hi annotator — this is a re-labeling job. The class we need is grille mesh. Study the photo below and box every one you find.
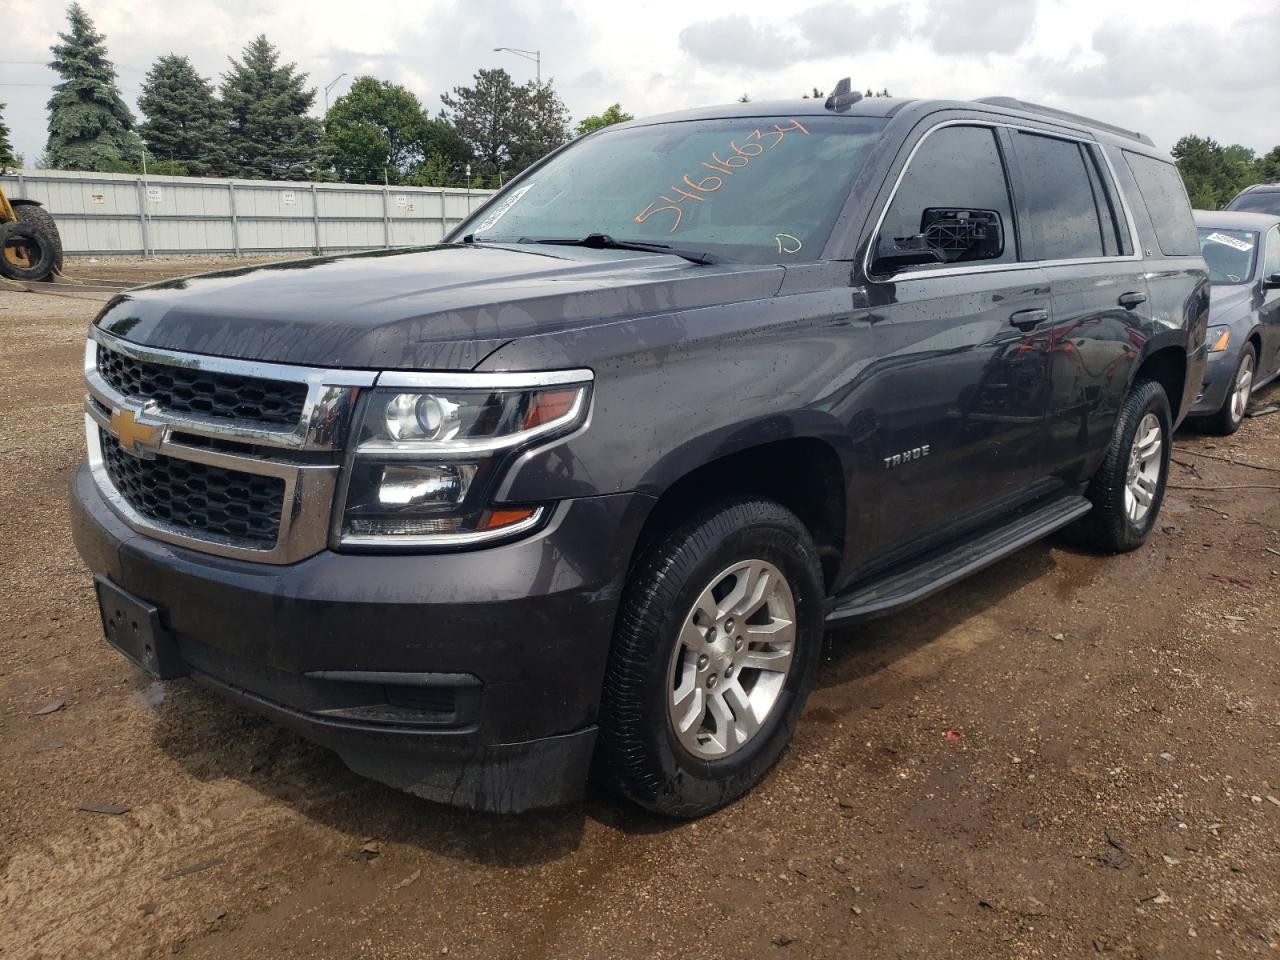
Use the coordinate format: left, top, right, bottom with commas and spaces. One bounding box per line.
97, 344, 307, 426
99, 430, 285, 547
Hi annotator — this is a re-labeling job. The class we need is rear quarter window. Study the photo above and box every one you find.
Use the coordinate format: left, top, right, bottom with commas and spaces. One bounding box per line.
1122, 151, 1199, 256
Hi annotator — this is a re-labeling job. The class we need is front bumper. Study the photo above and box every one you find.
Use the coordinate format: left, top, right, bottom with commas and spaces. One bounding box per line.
1189, 347, 1236, 417
71, 461, 652, 812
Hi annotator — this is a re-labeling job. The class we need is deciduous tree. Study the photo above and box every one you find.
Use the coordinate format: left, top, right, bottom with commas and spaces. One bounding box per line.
575, 103, 633, 138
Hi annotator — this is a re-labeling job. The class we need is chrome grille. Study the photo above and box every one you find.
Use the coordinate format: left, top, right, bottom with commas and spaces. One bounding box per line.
84, 329, 375, 563
97, 343, 308, 425
100, 430, 285, 546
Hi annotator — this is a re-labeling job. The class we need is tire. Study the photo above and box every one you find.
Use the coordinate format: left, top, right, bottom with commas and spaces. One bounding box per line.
595, 498, 825, 817
1201, 344, 1255, 436
0, 222, 56, 283
1068, 378, 1172, 553
12, 204, 64, 279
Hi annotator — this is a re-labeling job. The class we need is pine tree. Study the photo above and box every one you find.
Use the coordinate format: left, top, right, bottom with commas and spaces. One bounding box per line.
138, 54, 229, 176
440, 69, 525, 179
44, 3, 141, 170
512, 80, 571, 170
0, 103, 18, 168
220, 35, 321, 180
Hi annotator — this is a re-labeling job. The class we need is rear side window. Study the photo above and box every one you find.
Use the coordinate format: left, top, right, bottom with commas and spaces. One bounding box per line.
1226, 190, 1280, 216
876, 125, 1017, 271
1014, 132, 1111, 260
1122, 152, 1199, 256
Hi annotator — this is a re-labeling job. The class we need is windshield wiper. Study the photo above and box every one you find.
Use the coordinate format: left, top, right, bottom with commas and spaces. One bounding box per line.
521, 233, 718, 264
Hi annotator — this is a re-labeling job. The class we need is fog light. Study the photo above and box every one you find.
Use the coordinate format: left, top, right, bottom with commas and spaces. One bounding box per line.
377, 463, 475, 506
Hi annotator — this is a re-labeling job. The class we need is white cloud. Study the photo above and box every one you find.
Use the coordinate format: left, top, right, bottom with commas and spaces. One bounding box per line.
1, 0, 1277, 166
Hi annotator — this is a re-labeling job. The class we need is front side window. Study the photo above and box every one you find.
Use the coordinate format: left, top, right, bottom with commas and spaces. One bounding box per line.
1263, 227, 1280, 281
1197, 228, 1259, 285
872, 124, 1017, 274
455, 116, 887, 265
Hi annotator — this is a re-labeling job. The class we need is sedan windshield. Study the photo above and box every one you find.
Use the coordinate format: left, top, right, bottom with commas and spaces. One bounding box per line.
456, 116, 888, 264
1198, 227, 1258, 285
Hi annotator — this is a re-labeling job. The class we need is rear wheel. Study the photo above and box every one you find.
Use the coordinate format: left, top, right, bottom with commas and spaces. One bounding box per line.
1201, 344, 1255, 436
596, 498, 825, 817
1068, 378, 1172, 553
12, 204, 64, 279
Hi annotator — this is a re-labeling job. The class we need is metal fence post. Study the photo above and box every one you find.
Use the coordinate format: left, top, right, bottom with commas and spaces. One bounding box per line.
310, 182, 321, 253
438, 189, 448, 242
16, 170, 26, 197
228, 182, 241, 257
382, 185, 391, 248
135, 177, 151, 258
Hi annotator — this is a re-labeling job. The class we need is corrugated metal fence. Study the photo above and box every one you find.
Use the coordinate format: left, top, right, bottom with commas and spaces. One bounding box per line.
0, 169, 495, 257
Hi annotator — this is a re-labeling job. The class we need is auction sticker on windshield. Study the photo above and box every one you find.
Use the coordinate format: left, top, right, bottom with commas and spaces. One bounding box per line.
474, 185, 534, 234
1204, 231, 1254, 252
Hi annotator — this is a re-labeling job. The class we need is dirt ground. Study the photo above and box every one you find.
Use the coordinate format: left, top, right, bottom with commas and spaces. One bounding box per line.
2, 257, 1279, 960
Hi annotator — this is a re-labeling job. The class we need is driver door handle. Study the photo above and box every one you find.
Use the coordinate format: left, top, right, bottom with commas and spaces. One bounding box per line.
1118, 291, 1148, 309
1009, 307, 1049, 331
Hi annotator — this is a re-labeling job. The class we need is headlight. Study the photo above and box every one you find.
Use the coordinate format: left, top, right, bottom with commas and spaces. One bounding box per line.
338, 372, 592, 547
1207, 326, 1231, 353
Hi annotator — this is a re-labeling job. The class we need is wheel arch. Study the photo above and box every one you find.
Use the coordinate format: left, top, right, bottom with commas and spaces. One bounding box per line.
1130, 343, 1188, 422
628, 430, 849, 593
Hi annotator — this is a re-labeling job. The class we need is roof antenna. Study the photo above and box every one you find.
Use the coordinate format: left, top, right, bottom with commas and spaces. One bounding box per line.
824, 77, 863, 112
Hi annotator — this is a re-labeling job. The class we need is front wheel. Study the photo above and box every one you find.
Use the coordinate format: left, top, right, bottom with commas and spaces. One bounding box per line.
1068, 378, 1172, 553
1202, 344, 1255, 436
595, 498, 825, 817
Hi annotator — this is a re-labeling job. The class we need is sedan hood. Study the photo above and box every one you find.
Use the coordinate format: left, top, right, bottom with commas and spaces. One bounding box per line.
94, 244, 784, 370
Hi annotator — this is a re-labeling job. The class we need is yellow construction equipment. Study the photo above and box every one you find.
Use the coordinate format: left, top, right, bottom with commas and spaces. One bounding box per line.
0, 184, 63, 282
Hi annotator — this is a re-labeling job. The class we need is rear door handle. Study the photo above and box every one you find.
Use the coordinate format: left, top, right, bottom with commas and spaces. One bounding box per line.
1009, 308, 1049, 331
1118, 291, 1147, 309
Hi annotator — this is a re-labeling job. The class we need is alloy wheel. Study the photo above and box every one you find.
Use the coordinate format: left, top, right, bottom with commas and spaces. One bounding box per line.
1124, 412, 1163, 524
666, 559, 796, 758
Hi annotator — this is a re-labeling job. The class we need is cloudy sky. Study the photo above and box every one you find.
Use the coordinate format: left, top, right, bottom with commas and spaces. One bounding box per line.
2, 0, 1278, 168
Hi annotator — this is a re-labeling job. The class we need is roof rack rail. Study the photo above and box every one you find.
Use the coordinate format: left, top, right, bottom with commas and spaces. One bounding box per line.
976, 97, 1154, 147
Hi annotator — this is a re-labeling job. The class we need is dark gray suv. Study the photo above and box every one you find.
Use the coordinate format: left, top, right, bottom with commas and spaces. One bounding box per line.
71, 87, 1209, 816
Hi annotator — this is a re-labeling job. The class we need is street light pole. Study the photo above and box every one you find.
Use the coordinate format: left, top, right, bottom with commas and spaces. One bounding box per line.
492, 46, 540, 84
323, 72, 348, 113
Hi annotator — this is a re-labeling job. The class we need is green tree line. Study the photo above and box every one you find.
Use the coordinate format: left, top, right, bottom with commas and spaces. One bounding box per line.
1173, 136, 1280, 209
16, 3, 635, 187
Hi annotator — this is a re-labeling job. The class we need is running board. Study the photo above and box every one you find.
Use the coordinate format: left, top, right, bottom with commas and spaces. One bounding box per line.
826, 494, 1092, 624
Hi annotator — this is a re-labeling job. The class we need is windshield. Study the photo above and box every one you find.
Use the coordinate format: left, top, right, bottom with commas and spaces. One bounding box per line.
456, 115, 888, 264
1198, 227, 1258, 285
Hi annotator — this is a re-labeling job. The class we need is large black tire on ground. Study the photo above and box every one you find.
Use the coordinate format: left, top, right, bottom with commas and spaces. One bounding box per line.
1067, 378, 1173, 553
13, 204, 63, 280
595, 498, 825, 817
1198, 343, 1255, 437
0, 222, 57, 283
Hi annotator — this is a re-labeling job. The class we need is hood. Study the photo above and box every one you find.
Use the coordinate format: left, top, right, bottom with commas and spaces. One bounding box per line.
94, 244, 784, 370
1207, 283, 1255, 326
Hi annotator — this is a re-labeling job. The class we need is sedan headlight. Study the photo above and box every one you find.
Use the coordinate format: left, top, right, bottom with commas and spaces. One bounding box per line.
339, 372, 592, 547
1207, 326, 1231, 353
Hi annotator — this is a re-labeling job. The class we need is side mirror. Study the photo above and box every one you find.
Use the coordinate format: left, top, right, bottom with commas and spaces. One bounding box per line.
872, 208, 1004, 273
919, 207, 1004, 263
1264, 271, 1280, 290
873, 233, 944, 270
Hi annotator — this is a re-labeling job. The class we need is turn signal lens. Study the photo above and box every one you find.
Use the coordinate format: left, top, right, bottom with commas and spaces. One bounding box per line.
1208, 327, 1231, 353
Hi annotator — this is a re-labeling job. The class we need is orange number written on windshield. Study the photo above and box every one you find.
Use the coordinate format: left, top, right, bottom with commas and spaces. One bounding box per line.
633, 118, 811, 233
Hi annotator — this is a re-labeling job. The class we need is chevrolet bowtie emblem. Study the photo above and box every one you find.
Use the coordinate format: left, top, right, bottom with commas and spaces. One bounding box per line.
111, 402, 165, 457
